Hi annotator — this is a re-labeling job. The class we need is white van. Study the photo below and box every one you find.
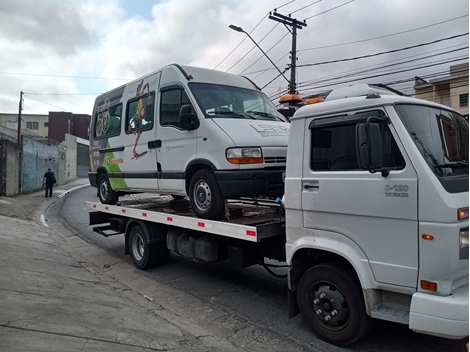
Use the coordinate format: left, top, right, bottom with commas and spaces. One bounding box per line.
88, 64, 289, 219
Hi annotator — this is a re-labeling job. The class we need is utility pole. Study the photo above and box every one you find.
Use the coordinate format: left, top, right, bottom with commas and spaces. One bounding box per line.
17, 91, 23, 195
17, 91, 23, 145
268, 11, 307, 95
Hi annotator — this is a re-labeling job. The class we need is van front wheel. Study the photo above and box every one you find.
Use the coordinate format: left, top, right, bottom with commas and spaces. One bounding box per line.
98, 173, 118, 205
189, 169, 224, 219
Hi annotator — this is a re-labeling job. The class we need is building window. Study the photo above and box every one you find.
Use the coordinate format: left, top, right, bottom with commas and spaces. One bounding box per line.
44, 122, 49, 127
459, 93, 469, 107
26, 122, 39, 130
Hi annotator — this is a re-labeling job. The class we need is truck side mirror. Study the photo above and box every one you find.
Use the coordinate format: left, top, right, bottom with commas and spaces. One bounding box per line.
356, 121, 384, 170
179, 105, 200, 131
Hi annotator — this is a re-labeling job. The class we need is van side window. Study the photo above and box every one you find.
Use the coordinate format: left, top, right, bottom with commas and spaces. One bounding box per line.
94, 103, 122, 139
310, 118, 405, 171
126, 92, 155, 133
160, 89, 190, 128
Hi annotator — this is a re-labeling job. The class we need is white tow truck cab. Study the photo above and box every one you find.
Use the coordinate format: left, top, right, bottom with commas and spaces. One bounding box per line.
86, 84, 468, 346
88, 64, 289, 219
285, 84, 468, 345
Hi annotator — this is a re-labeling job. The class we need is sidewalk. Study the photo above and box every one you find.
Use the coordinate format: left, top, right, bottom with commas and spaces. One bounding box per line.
0, 179, 236, 351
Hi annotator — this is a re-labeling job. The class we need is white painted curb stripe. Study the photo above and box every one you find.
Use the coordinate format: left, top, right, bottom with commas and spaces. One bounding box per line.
57, 184, 89, 199
40, 214, 49, 227
40, 183, 90, 227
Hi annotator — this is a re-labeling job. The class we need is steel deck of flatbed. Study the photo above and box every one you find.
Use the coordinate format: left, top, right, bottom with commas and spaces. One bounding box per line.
85, 198, 285, 242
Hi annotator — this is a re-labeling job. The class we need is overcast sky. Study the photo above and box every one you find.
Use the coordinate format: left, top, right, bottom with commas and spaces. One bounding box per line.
0, 0, 468, 115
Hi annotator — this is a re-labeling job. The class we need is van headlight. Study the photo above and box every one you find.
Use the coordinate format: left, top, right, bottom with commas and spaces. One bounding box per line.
226, 147, 263, 164
460, 228, 469, 260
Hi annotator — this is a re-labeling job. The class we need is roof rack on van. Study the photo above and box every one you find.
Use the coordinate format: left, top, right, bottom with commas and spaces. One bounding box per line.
325, 84, 397, 101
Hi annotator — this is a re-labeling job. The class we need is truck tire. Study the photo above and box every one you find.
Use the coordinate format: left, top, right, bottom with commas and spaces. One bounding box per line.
129, 223, 169, 270
297, 263, 371, 346
189, 169, 224, 219
98, 173, 118, 205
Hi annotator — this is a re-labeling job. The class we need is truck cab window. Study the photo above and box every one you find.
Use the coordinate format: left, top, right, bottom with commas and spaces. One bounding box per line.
126, 92, 155, 133
160, 88, 191, 128
310, 114, 405, 171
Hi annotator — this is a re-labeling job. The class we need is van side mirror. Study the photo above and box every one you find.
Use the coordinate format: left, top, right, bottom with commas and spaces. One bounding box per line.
356, 120, 387, 175
179, 105, 200, 130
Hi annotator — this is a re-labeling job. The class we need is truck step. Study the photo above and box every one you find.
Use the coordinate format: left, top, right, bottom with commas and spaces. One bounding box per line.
370, 303, 409, 325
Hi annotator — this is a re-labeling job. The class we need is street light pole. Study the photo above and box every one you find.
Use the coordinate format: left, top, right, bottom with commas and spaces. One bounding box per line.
229, 25, 290, 84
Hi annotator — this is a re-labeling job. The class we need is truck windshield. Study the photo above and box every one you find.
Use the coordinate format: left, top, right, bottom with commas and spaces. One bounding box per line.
188, 82, 287, 122
395, 104, 469, 178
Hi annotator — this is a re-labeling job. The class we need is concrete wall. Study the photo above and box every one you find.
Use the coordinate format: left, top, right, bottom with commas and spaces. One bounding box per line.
0, 131, 83, 195
21, 136, 61, 193
0, 138, 20, 196
63, 134, 78, 183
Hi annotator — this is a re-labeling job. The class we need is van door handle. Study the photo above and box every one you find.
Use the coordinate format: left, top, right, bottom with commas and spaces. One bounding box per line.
304, 185, 319, 189
148, 140, 162, 149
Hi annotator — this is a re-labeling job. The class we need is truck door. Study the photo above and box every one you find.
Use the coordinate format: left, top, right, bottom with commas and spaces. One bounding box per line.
301, 110, 419, 288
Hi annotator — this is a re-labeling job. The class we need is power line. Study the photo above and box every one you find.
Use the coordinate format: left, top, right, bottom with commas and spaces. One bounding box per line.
213, 0, 295, 70
24, 94, 73, 112
268, 56, 468, 101
302, 0, 354, 20
0, 71, 130, 80
299, 14, 469, 52
296, 33, 469, 69
296, 44, 469, 90
24, 92, 101, 96
243, 15, 469, 79
236, 0, 349, 78
294, 58, 468, 98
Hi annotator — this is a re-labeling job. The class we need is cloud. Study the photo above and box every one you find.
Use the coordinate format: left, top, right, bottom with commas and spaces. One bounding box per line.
0, 0, 467, 115
0, 0, 97, 56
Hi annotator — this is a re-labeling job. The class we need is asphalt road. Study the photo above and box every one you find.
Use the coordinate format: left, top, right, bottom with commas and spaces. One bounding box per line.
56, 185, 467, 352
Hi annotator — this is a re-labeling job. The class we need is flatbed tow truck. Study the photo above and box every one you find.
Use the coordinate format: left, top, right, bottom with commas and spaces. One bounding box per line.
86, 85, 468, 346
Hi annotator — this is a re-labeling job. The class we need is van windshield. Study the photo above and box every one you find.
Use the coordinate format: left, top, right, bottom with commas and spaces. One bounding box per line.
188, 82, 287, 122
395, 104, 469, 178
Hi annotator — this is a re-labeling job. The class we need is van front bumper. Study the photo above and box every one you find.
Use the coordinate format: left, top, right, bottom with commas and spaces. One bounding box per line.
409, 282, 469, 339
214, 169, 284, 198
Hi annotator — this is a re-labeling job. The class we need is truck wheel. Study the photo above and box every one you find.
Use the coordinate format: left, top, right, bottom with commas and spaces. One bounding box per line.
98, 173, 118, 205
128, 223, 169, 270
189, 169, 224, 219
297, 263, 371, 346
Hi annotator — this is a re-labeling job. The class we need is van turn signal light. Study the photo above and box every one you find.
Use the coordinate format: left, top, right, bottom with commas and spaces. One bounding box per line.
458, 207, 468, 221
421, 280, 438, 291
421, 234, 434, 240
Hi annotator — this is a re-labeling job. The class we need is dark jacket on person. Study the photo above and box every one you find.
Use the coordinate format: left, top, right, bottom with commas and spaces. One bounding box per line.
44, 171, 55, 186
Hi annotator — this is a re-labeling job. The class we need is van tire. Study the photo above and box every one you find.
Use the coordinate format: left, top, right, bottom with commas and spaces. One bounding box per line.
297, 263, 371, 346
189, 169, 224, 219
98, 173, 118, 205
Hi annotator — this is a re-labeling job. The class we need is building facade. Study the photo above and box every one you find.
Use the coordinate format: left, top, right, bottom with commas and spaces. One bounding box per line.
414, 62, 469, 118
0, 113, 49, 137
0, 112, 90, 142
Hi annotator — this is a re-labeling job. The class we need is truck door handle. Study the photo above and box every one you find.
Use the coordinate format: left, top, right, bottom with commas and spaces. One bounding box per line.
304, 185, 319, 189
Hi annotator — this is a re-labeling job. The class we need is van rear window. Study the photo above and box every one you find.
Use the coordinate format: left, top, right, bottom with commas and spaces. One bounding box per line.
94, 104, 122, 139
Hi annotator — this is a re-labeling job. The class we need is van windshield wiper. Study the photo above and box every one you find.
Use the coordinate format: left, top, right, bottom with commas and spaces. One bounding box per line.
434, 161, 469, 168
213, 111, 252, 119
246, 110, 278, 120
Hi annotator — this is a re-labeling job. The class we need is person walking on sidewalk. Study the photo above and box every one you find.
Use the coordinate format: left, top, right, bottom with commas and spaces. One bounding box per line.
42, 168, 56, 198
